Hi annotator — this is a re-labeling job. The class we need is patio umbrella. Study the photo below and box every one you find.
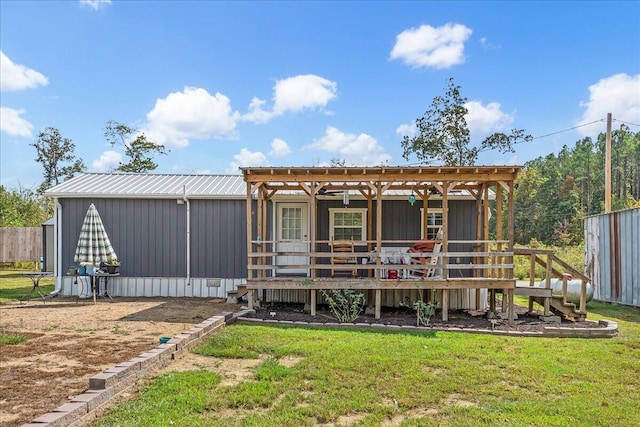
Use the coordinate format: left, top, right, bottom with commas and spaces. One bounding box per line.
74, 203, 117, 303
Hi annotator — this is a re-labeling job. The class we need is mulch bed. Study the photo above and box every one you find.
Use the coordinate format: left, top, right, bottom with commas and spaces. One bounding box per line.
247, 302, 604, 333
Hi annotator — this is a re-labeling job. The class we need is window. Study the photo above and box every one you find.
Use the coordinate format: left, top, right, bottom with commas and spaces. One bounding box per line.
420, 208, 443, 239
329, 208, 367, 242
280, 207, 302, 240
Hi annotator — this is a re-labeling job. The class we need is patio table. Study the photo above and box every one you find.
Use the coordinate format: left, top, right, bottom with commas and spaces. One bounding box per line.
20, 271, 53, 302
77, 272, 120, 302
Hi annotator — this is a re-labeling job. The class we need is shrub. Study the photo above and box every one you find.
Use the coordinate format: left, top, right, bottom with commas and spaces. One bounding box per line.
320, 289, 364, 323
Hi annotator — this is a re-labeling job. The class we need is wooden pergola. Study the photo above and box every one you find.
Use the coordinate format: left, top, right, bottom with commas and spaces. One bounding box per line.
241, 166, 522, 324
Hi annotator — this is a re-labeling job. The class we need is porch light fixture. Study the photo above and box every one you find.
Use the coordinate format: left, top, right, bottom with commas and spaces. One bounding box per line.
343, 191, 349, 206
408, 190, 416, 206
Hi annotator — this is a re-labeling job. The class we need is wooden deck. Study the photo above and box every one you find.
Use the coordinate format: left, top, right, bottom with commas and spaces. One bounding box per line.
239, 167, 588, 325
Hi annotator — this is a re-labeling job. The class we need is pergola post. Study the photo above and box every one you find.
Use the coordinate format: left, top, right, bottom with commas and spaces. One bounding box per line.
441, 181, 449, 321
375, 181, 383, 319
310, 182, 317, 316
246, 181, 254, 310
507, 180, 516, 326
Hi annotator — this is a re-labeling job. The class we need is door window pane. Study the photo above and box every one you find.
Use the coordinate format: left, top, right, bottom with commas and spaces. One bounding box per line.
281, 207, 303, 240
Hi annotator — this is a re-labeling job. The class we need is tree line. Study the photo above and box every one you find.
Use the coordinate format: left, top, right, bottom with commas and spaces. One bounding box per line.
511, 125, 639, 246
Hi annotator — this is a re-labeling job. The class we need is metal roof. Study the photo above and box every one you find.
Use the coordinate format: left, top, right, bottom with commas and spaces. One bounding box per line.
45, 173, 246, 199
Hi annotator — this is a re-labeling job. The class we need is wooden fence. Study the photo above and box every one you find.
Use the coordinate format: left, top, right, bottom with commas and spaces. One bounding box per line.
0, 227, 42, 263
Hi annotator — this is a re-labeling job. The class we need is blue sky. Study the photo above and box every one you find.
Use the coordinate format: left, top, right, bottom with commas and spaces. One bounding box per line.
1, 0, 639, 189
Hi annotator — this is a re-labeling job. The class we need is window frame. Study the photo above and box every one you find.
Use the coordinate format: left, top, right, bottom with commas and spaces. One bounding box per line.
329, 208, 367, 244
420, 208, 444, 240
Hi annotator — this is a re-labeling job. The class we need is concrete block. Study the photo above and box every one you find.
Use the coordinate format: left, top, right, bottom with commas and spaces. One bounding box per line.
89, 372, 118, 390
31, 411, 70, 425
220, 311, 234, 321
498, 312, 518, 320
115, 360, 140, 370
184, 328, 203, 338
540, 315, 561, 323
104, 365, 133, 381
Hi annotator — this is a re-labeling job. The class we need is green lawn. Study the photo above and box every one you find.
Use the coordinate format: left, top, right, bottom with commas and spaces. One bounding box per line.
0, 269, 55, 302
95, 301, 640, 427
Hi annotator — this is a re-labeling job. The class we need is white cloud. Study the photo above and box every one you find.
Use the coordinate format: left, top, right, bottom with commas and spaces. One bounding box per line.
577, 73, 640, 135
306, 126, 391, 166
242, 74, 338, 124
228, 148, 270, 172
79, 0, 112, 10
396, 122, 417, 138
479, 36, 500, 50
273, 75, 337, 114
465, 101, 514, 137
269, 138, 291, 157
144, 87, 240, 148
242, 97, 273, 124
0, 106, 34, 137
92, 150, 122, 172
0, 51, 48, 92
390, 23, 472, 69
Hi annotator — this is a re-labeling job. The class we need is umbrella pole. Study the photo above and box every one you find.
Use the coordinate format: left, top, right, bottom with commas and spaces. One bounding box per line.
93, 275, 97, 304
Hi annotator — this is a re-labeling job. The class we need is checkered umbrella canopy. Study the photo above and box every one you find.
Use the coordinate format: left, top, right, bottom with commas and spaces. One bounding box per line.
74, 203, 117, 266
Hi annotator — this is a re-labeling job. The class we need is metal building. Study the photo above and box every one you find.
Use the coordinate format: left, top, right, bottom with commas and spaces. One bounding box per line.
45, 171, 485, 309
584, 207, 640, 307
45, 173, 249, 298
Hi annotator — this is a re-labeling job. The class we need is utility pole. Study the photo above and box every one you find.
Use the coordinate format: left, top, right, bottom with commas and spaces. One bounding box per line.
605, 113, 612, 213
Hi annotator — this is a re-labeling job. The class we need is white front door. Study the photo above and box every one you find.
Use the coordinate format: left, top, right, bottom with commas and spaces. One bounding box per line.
276, 203, 309, 276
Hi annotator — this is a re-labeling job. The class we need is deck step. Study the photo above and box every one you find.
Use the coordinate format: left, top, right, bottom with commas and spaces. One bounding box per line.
531, 295, 585, 321
227, 285, 248, 298
514, 286, 553, 297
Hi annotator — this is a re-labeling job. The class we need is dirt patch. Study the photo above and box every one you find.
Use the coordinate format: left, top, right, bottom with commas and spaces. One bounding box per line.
0, 296, 240, 427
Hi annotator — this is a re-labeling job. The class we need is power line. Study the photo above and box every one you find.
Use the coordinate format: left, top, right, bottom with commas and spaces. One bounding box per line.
529, 119, 605, 141
476, 120, 607, 154
613, 118, 640, 127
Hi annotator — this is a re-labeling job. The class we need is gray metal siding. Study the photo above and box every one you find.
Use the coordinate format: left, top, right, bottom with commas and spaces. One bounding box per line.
315, 199, 476, 278
585, 208, 639, 307
190, 199, 247, 278
60, 198, 187, 277
448, 200, 477, 278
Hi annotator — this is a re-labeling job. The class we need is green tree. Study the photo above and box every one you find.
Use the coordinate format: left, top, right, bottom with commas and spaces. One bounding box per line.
511, 125, 639, 245
0, 185, 51, 227
31, 127, 86, 193
401, 77, 532, 166
104, 120, 167, 172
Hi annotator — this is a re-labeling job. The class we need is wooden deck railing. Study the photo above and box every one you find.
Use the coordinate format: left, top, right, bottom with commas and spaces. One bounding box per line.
513, 248, 590, 314
247, 239, 514, 283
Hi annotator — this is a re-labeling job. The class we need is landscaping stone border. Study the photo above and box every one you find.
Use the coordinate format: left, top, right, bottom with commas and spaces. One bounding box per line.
236, 312, 619, 338
19, 310, 249, 427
